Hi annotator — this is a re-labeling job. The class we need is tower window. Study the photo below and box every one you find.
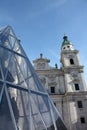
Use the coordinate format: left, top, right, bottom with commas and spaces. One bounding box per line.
77, 101, 83, 108
80, 117, 85, 124
51, 87, 55, 93
75, 83, 80, 90
70, 58, 74, 65
63, 47, 66, 49
67, 46, 70, 48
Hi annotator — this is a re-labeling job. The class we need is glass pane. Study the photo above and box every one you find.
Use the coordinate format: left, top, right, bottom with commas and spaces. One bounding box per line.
0, 90, 15, 130
0, 26, 67, 130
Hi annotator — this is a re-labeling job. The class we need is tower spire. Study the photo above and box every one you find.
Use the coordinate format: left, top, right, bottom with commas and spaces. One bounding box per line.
61, 35, 74, 50
62, 35, 70, 47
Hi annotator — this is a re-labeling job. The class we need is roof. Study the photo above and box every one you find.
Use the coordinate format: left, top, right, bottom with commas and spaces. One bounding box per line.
62, 35, 71, 47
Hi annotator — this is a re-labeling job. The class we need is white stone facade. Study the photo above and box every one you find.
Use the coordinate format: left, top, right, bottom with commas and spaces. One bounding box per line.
33, 37, 87, 130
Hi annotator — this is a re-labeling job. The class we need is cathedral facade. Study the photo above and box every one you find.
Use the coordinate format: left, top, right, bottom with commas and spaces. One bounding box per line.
33, 36, 87, 130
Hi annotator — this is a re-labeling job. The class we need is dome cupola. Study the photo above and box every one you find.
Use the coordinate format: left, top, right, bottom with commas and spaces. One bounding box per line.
61, 35, 74, 51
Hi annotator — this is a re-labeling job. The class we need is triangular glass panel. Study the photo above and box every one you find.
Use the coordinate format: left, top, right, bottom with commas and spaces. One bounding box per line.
0, 26, 67, 130
0, 88, 16, 130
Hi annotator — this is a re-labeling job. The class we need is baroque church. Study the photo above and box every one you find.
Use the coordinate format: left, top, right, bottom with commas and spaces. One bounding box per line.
33, 36, 87, 130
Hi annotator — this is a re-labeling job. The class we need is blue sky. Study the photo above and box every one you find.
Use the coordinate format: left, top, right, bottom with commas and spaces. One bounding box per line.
0, 0, 87, 80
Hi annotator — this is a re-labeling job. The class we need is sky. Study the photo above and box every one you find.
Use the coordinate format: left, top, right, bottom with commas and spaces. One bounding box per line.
0, 0, 87, 80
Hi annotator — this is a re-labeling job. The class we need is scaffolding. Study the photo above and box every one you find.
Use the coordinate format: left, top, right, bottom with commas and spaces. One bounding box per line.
0, 26, 67, 130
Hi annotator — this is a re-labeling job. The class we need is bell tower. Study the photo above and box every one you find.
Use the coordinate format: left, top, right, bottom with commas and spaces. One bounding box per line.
60, 35, 87, 92
60, 36, 87, 130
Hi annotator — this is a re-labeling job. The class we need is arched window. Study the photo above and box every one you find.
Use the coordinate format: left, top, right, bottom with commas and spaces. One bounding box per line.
70, 58, 74, 65
63, 47, 66, 49
74, 83, 79, 90
67, 46, 70, 48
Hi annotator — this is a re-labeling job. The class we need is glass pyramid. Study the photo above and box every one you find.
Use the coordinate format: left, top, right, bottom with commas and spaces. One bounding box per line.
0, 26, 67, 130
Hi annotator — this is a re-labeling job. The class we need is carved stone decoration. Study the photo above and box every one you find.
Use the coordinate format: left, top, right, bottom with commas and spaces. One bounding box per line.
48, 75, 56, 82
37, 63, 45, 69
71, 74, 78, 78
48, 82, 57, 86
40, 77, 46, 86
71, 72, 79, 82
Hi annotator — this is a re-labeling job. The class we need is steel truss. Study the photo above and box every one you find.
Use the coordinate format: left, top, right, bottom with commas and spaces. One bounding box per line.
0, 26, 67, 130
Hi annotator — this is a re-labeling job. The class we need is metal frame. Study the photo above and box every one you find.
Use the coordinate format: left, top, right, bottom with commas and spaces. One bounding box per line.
0, 26, 67, 130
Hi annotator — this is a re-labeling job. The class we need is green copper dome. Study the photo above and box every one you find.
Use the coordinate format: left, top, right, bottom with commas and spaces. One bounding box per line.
62, 35, 71, 47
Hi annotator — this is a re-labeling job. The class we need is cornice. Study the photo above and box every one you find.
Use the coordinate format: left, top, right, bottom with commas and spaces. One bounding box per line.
35, 68, 64, 76
62, 65, 84, 73
33, 58, 50, 63
61, 50, 79, 55
50, 91, 87, 98
65, 91, 87, 96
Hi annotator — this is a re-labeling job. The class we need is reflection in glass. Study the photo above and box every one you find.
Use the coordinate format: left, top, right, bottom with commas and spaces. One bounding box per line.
0, 26, 67, 130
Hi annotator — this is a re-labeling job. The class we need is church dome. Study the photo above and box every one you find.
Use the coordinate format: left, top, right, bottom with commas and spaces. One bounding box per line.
62, 35, 71, 46
61, 35, 74, 51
